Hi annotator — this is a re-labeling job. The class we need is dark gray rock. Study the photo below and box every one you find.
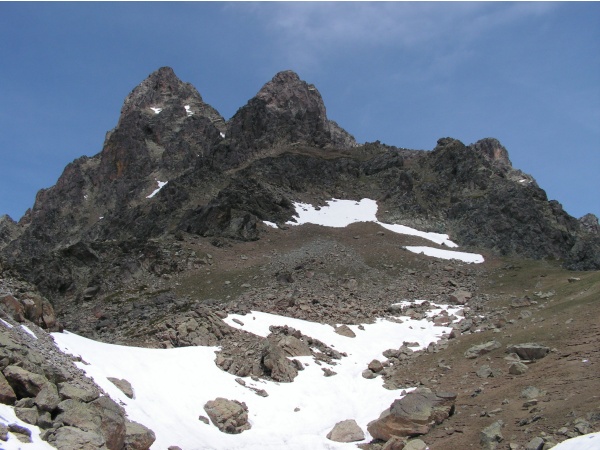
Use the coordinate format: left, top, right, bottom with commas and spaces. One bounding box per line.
506, 343, 550, 361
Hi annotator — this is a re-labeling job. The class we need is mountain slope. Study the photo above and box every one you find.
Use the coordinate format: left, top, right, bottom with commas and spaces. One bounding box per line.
0, 66, 598, 331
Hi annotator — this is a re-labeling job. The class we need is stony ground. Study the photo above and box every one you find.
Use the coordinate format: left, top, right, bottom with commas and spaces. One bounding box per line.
3, 221, 599, 449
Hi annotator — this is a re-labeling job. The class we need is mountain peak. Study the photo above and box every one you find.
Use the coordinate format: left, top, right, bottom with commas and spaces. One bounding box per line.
255, 70, 325, 116
223, 71, 356, 162
119, 66, 208, 122
470, 138, 512, 168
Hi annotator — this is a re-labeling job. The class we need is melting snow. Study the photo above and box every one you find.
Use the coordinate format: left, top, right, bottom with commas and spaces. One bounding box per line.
147, 180, 168, 199
553, 432, 600, 449
286, 199, 458, 247
263, 221, 278, 228
404, 246, 484, 264
273, 198, 484, 263
0, 404, 55, 449
150, 107, 163, 114
184, 105, 194, 117
0, 318, 13, 328
20, 325, 37, 339
51, 305, 458, 450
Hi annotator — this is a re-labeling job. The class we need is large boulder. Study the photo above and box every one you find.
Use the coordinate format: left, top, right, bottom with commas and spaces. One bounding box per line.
124, 420, 156, 450
55, 396, 126, 450
326, 419, 365, 443
204, 397, 251, 434
2, 365, 50, 398
506, 343, 550, 361
0, 371, 16, 404
46, 426, 108, 450
367, 388, 457, 441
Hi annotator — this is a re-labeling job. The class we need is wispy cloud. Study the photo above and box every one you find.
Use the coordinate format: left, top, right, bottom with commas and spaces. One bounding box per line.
231, 2, 558, 72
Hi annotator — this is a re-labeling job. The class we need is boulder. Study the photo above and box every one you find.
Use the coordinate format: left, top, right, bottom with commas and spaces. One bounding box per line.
274, 335, 311, 357
34, 382, 61, 412
464, 340, 501, 359
525, 436, 545, 450
448, 290, 472, 305
204, 397, 251, 434
124, 420, 156, 450
326, 419, 365, 443
15, 406, 39, 425
334, 325, 356, 338
520, 386, 545, 400
404, 439, 428, 450
506, 343, 550, 361
108, 377, 135, 399
47, 426, 108, 450
0, 371, 16, 404
382, 436, 408, 449
480, 420, 503, 450
508, 362, 529, 375
261, 340, 298, 382
2, 365, 49, 398
58, 382, 100, 402
55, 396, 126, 450
367, 388, 457, 441
368, 359, 385, 373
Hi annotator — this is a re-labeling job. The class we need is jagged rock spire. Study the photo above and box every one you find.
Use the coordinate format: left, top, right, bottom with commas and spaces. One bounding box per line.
225, 70, 356, 159
470, 138, 512, 168
118, 66, 225, 131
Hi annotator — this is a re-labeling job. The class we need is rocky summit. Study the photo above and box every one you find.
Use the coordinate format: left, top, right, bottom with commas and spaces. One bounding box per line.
0, 67, 598, 449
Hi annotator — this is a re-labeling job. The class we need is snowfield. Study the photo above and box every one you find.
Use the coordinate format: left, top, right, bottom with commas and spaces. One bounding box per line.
51, 303, 459, 450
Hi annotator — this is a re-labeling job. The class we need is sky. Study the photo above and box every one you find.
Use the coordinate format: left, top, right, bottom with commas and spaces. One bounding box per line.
0, 2, 598, 221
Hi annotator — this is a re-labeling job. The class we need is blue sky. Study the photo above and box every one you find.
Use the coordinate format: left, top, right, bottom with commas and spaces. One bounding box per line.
1, 2, 598, 221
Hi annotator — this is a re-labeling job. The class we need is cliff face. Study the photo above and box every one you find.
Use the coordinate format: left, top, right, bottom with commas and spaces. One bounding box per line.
1, 67, 598, 309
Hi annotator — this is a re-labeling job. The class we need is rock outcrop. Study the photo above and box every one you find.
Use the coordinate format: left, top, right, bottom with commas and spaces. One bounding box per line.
367, 388, 457, 441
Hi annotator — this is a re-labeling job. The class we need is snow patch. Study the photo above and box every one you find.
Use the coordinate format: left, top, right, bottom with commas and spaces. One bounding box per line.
0, 404, 55, 449
0, 318, 13, 328
286, 199, 458, 247
553, 432, 600, 450
404, 246, 484, 264
220, 132, 226, 138
20, 325, 37, 339
147, 180, 168, 199
184, 105, 194, 117
150, 107, 162, 114
263, 221, 278, 229
52, 305, 459, 450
